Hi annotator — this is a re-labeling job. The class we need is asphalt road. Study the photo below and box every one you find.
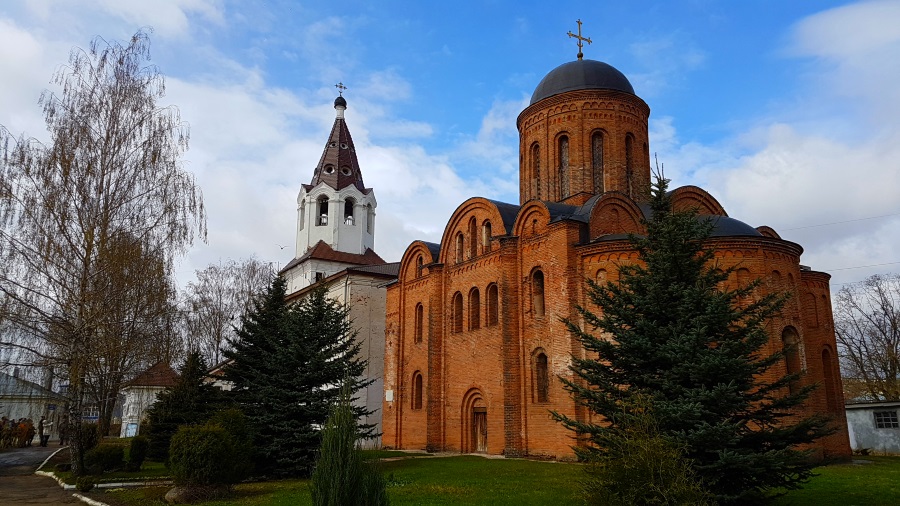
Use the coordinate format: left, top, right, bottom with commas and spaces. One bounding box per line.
0, 445, 80, 505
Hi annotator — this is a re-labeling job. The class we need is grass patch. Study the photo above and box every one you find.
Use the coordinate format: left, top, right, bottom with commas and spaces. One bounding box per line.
56, 459, 171, 484
97, 454, 900, 506
772, 456, 900, 506
361, 449, 433, 459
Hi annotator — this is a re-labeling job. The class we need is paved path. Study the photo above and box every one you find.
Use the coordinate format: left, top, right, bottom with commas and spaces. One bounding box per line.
0, 445, 80, 504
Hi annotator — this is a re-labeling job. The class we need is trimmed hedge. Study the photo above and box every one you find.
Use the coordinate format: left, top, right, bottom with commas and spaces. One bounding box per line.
84, 444, 124, 474
168, 425, 246, 486
126, 435, 149, 472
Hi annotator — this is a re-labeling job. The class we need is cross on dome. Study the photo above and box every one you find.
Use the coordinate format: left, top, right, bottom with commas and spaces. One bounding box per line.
567, 19, 592, 60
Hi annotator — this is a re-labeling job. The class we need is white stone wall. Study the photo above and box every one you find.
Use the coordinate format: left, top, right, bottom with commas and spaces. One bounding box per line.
119, 386, 165, 438
295, 183, 376, 257
846, 405, 900, 454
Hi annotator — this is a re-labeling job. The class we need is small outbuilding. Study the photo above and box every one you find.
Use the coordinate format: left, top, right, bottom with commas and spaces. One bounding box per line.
119, 362, 178, 438
845, 401, 900, 454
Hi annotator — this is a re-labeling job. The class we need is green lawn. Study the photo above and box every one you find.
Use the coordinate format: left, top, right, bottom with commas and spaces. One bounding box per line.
95, 454, 900, 506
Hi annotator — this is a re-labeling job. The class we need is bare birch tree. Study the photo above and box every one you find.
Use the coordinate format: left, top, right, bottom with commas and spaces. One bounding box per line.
834, 273, 900, 401
182, 258, 273, 366
0, 31, 205, 473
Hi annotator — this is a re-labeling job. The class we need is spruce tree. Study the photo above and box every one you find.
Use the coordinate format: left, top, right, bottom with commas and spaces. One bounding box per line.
143, 352, 225, 461
225, 277, 372, 477
556, 176, 833, 504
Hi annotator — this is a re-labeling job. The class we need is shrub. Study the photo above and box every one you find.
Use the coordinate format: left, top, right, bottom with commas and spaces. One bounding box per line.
580, 397, 711, 506
168, 425, 246, 487
75, 476, 96, 492
126, 435, 149, 472
79, 423, 101, 452
311, 381, 388, 506
207, 408, 254, 477
84, 444, 124, 474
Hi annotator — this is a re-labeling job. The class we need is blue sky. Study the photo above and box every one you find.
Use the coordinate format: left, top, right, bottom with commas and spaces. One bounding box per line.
2, 0, 900, 289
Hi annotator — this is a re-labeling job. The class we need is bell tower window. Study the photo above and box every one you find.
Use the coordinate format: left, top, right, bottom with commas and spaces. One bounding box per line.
344, 197, 355, 225
316, 196, 329, 226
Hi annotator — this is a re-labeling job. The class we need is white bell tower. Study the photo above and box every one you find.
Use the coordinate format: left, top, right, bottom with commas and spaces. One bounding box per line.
283, 89, 383, 294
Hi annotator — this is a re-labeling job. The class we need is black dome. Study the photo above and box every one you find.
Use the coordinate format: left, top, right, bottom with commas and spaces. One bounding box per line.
530, 59, 635, 105
334, 96, 347, 108
702, 215, 762, 238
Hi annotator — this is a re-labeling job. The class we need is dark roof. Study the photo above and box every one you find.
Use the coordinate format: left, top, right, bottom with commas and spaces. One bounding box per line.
487, 200, 521, 235
0, 372, 63, 399
280, 240, 385, 273
422, 242, 441, 262
531, 59, 635, 105
545, 201, 589, 224
348, 262, 401, 277
126, 362, 179, 388
702, 215, 763, 238
306, 99, 368, 193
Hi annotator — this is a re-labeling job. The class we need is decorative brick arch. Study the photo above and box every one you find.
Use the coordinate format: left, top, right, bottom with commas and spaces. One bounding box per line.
439, 197, 514, 263
461, 388, 487, 453
513, 201, 551, 238
398, 240, 439, 282
587, 192, 644, 239
670, 185, 728, 216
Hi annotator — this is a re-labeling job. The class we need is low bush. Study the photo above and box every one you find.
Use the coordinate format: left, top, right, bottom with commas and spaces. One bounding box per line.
75, 476, 96, 492
84, 444, 124, 474
79, 423, 101, 452
126, 435, 149, 472
168, 425, 246, 487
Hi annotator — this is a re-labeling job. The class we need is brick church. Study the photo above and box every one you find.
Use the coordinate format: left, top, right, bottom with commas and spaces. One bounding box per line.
381, 47, 852, 459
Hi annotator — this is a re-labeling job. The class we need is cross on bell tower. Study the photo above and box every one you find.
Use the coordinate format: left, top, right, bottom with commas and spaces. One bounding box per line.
567, 19, 592, 60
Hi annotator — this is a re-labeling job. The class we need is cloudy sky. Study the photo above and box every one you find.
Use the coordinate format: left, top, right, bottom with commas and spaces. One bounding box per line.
2, 0, 899, 290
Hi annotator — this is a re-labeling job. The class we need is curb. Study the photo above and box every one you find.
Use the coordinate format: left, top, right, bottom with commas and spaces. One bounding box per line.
33, 447, 171, 506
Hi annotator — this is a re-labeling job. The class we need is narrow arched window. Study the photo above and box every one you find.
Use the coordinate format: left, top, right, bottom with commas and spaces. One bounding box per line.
412, 372, 423, 410
366, 204, 374, 233
782, 327, 802, 394
344, 197, 355, 225
414, 303, 424, 343
469, 288, 481, 330
317, 195, 329, 225
468, 217, 477, 259
534, 351, 549, 403
592, 131, 604, 194
532, 270, 545, 317
299, 201, 306, 230
804, 293, 819, 328
558, 136, 570, 199
486, 283, 499, 326
416, 255, 424, 277
625, 134, 634, 198
455, 233, 464, 264
532, 143, 541, 199
482, 221, 492, 253
452, 292, 463, 333
822, 347, 838, 412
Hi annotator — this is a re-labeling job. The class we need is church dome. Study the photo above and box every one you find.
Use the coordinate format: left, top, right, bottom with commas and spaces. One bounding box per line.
530, 59, 635, 105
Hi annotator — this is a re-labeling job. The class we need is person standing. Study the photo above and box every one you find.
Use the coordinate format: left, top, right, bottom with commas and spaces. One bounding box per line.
38, 416, 52, 447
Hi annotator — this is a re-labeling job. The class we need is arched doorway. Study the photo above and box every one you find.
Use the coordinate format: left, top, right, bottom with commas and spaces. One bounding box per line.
461, 389, 487, 453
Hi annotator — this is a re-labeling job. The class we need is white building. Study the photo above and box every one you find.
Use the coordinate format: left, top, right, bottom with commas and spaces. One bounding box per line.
119, 361, 178, 438
281, 93, 399, 446
846, 401, 900, 455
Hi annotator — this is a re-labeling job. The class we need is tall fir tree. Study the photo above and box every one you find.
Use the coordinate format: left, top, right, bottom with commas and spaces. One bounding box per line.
556, 176, 833, 504
224, 276, 372, 477
143, 352, 226, 461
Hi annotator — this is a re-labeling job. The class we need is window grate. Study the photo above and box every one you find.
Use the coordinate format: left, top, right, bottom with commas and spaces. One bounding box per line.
874, 410, 899, 429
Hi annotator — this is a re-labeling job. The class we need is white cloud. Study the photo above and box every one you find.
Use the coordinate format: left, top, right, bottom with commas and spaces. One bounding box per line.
665, 0, 900, 286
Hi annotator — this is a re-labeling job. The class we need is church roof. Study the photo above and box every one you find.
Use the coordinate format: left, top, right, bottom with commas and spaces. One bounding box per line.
0, 372, 62, 399
305, 97, 369, 193
280, 240, 385, 274
487, 200, 522, 235
530, 59, 635, 105
126, 361, 179, 388
348, 262, 401, 277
